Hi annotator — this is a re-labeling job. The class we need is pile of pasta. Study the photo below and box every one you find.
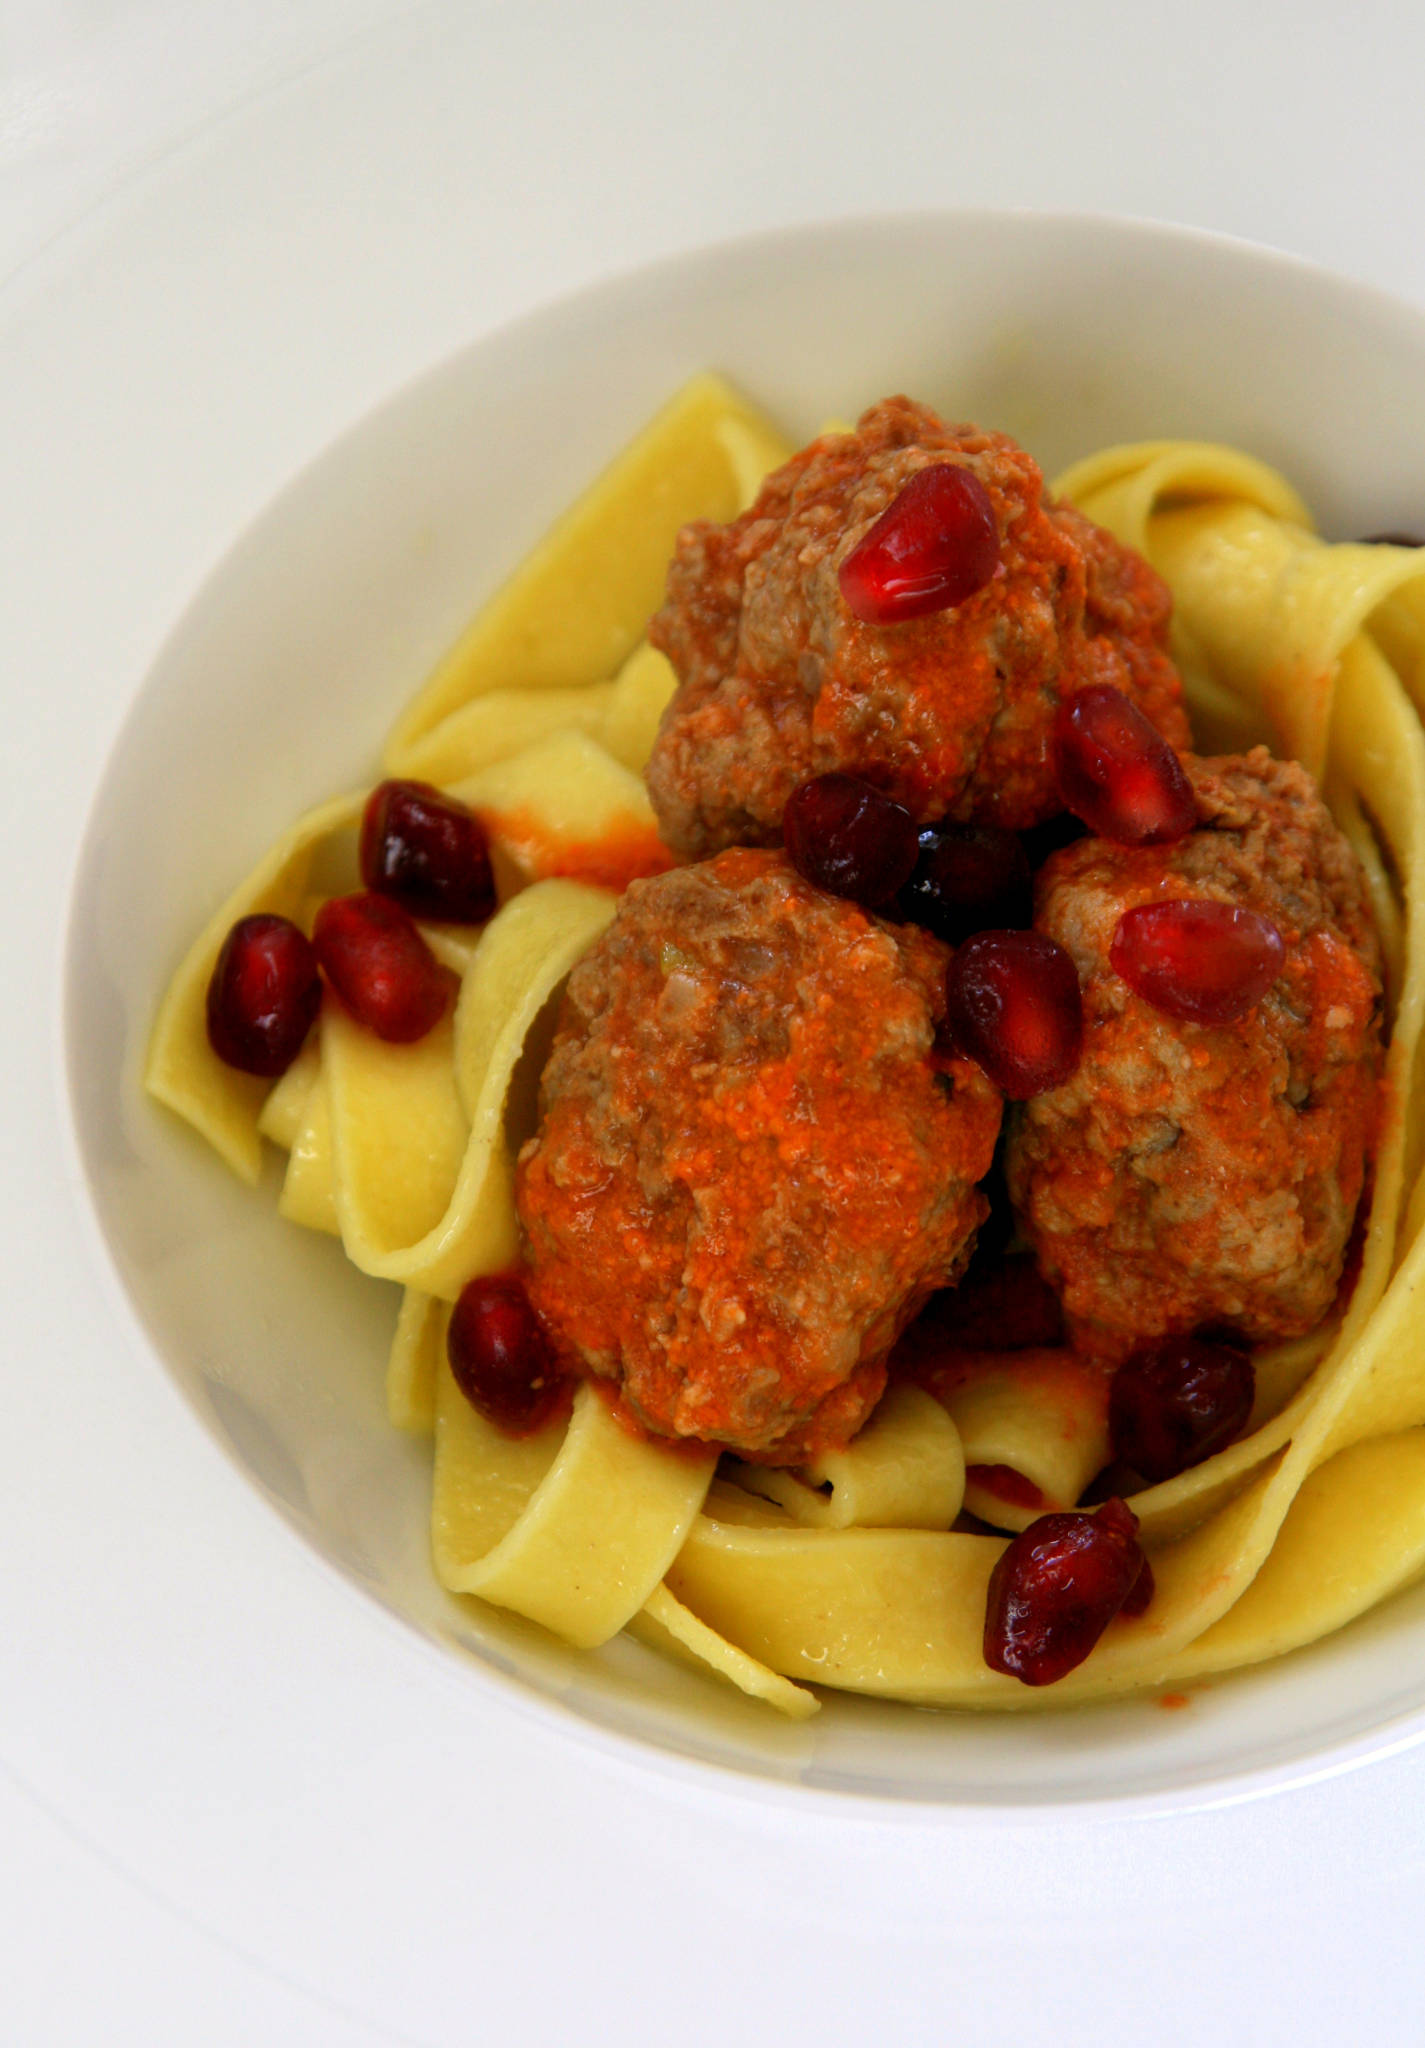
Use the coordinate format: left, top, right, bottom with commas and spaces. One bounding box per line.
148, 375, 1425, 1716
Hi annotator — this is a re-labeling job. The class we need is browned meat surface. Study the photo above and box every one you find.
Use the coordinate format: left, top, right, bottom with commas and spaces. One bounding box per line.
515, 848, 1002, 1461
1007, 749, 1383, 1360
645, 397, 1189, 859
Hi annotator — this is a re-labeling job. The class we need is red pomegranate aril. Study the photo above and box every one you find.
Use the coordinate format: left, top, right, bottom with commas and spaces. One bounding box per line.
838, 462, 1000, 624
447, 1273, 570, 1437
312, 891, 453, 1042
1052, 685, 1196, 846
899, 822, 1032, 944
945, 929, 1083, 1099
1110, 898, 1285, 1025
206, 913, 321, 1077
783, 773, 919, 907
1109, 1335, 1255, 1483
360, 779, 495, 925
983, 1496, 1148, 1686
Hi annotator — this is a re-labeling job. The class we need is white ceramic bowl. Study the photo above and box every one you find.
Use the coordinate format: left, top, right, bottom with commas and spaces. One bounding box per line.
64, 212, 1425, 1810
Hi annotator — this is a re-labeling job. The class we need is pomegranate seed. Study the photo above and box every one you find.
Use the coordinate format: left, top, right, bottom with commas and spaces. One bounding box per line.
945, 930, 1083, 1098
206, 913, 321, 1077
360, 779, 495, 925
447, 1273, 570, 1436
783, 773, 919, 906
838, 462, 1000, 624
1109, 1336, 1255, 1483
899, 822, 1031, 944
984, 1496, 1148, 1686
312, 891, 453, 1042
1052, 685, 1196, 846
1110, 899, 1285, 1025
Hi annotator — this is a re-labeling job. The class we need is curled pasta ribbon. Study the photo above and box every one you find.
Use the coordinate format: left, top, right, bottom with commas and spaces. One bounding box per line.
423, 1312, 817, 1713
145, 791, 363, 1181
937, 1350, 1110, 1532
324, 878, 616, 1298
730, 1384, 964, 1531
433, 1370, 714, 1648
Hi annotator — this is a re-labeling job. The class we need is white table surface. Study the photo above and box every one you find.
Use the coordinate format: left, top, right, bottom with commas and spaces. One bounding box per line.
5, 4, 1425, 2042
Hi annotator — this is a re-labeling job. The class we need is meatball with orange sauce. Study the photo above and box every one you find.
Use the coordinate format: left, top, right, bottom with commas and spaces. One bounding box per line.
515, 848, 1002, 1462
645, 397, 1189, 859
1007, 750, 1382, 1361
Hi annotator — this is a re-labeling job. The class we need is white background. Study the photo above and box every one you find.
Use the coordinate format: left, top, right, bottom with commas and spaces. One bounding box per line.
5, 3, 1425, 2043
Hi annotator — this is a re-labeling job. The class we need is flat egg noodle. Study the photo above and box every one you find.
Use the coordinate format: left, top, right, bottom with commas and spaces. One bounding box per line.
630, 1586, 820, 1719
387, 1288, 444, 1434
449, 730, 666, 888
941, 1350, 1110, 1531
430, 1347, 815, 1709
324, 1003, 468, 1259
386, 646, 677, 791
382, 372, 794, 765
323, 878, 616, 1298
277, 1059, 341, 1236
1168, 1430, 1425, 1684
389, 683, 615, 788
433, 1371, 714, 1648
144, 791, 363, 1181
255, 1034, 322, 1152
597, 643, 679, 775
730, 1384, 964, 1531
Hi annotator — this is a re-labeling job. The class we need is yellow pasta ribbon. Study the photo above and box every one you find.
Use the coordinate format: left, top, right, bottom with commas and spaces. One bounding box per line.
433, 1373, 714, 1648
145, 791, 361, 1180
383, 372, 793, 763
324, 877, 615, 1297
731, 1384, 964, 1531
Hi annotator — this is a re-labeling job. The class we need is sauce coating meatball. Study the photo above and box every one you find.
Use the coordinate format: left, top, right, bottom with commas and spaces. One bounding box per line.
1007, 750, 1382, 1360
515, 848, 1003, 1461
645, 398, 1190, 860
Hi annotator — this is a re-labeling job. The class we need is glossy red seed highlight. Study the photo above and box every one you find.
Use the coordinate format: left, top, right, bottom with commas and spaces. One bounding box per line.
1109, 1336, 1255, 1483
360, 778, 495, 925
983, 1496, 1148, 1686
898, 821, 1032, 944
837, 462, 1000, 624
783, 773, 919, 907
945, 930, 1083, 1099
447, 1274, 570, 1437
1110, 898, 1285, 1025
205, 913, 321, 1077
1052, 685, 1196, 846
312, 891, 453, 1042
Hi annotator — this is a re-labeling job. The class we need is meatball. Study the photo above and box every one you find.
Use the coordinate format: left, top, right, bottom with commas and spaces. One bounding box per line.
515, 848, 1002, 1462
1007, 749, 1382, 1360
645, 397, 1189, 860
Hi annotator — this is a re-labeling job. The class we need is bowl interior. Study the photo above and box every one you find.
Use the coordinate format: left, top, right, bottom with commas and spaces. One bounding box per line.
65, 212, 1425, 1809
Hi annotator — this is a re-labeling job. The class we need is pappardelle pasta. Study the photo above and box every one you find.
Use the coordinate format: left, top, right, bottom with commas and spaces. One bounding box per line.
148, 373, 1425, 1717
